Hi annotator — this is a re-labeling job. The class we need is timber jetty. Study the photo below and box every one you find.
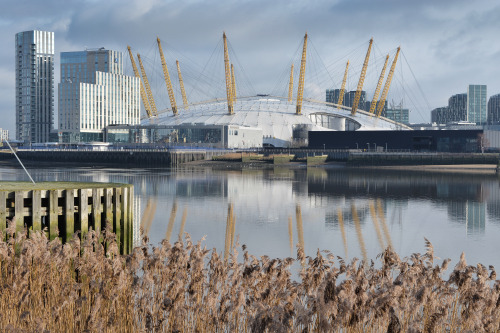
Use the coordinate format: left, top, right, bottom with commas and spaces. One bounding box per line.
0, 181, 134, 254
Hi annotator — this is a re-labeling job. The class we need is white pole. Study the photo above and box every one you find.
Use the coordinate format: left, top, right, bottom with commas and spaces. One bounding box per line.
3, 140, 36, 184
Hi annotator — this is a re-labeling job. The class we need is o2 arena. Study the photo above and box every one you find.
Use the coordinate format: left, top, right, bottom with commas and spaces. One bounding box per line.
112, 33, 412, 148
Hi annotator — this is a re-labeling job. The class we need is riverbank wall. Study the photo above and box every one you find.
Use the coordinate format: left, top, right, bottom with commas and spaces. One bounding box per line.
10, 148, 229, 166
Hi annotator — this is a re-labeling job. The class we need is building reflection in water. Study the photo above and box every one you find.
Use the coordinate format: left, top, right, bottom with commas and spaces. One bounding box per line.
307, 168, 494, 236
3, 163, 500, 262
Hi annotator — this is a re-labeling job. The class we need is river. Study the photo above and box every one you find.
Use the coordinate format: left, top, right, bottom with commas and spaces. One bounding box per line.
1, 161, 499, 269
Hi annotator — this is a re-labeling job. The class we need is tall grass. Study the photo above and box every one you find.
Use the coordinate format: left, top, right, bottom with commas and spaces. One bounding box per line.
0, 222, 499, 332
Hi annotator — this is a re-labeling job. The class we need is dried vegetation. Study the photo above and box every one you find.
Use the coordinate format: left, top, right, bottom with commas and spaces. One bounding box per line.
1, 222, 499, 332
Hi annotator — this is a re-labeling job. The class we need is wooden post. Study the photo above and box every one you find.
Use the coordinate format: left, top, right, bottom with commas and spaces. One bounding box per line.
92, 188, 102, 235
79, 189, 89, 238
49, 190, 59, 240
128, 186, 134, 253
15, 191, 25, 232
65, 189, 75, 241
122, 186, 128, 253
114, 187, 122, 249
104, 188, 113, 231
0, 191, 6, 237
32, 190, 41, 232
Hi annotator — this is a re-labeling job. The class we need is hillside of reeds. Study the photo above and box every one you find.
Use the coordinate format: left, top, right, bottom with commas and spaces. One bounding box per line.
1, 222, 500, 332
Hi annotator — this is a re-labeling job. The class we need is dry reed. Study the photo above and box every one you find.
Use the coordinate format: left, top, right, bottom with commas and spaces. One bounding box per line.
0, 219, 499, 332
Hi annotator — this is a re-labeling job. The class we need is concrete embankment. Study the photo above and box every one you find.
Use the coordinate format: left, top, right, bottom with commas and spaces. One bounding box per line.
346, 152, 499, 166
14, 149, 229, 166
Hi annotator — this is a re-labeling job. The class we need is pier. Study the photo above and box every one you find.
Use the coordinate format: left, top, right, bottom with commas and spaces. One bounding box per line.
0, 181, 134, 254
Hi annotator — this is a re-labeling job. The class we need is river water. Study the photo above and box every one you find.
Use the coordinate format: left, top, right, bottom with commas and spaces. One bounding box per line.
1, 162, 499, 269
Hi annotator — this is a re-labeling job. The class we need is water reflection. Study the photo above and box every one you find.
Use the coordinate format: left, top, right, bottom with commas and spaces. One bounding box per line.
2, 162, 500, 268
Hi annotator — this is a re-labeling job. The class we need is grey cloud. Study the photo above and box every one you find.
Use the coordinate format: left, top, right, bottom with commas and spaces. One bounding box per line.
1, 0, 500, 133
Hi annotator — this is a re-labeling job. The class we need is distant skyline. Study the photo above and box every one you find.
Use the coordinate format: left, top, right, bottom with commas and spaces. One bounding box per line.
2, 0, 500, 134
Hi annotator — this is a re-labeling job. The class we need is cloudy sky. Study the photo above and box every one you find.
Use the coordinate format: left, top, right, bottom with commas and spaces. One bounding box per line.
1, 0, 500, 135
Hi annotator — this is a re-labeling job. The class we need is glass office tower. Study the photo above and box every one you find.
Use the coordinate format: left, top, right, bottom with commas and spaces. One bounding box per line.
15, 30, 54, 143
467, 85, 487, 124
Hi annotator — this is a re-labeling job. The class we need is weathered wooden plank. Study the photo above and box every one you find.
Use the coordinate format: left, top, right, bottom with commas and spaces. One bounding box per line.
122, 187, 128, 254
49, 190, 59, 240
0, 191, 6, 237
15, 191, 25, 232
128, 186, 134, 253
92, 188, 102, 234
114, 187, 122, 249
79, 189, 89, 238
65, 189, 75, 241
104, 188, 113, 232
32, 190, 42, 232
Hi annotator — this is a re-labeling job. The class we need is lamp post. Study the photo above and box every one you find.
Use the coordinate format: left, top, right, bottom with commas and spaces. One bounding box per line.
355, 143, 358, 149
366, 143, 370, 151
373, 143, 377, 151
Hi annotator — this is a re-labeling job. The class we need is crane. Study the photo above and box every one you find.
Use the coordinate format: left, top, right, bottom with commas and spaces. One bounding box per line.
127, 46, 153, 118
338, 60, 349, 106
223, 32, 234, 114
157, 37, 178, 115
296, 33, 308, 115
137, 53, 158, 117
231, 64, 237, 103
376, 47, 400, 117
288, 64, 294, 103
176, 60, 189, 110
369, 54, 389, 114
351, 38, 373, 115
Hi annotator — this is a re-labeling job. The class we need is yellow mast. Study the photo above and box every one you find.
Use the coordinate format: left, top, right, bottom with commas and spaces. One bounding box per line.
351, 38, 373, 115
231, 63, 237, 103
296, 33, 308, 115
127, 46, 152, 118
176, 60, 189, 110
223, 32, 234, 114
369, 54, 389, 114
157, 37, 177, 115
338, 60, 349, 106
288, 64, 294, 103
137, 53, 158, 117
376, 47, 401, 117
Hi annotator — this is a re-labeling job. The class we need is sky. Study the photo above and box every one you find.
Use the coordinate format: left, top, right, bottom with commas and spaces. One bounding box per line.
1, 0, 500, 135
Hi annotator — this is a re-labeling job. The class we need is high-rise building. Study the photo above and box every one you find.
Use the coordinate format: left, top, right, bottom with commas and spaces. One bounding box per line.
326, 89, 342, 105
381, 106, 409, 124
343, 91, 366, 109
15, 30, 54, 143
431, 107, 449, 124
467, 84, 487, 124
58, 48, 140, 143
487, 94, 500, 124
0, 128, 9, 141
448, 93, 467, 122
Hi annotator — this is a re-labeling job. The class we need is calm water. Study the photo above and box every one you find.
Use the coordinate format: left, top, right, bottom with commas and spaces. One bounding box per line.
1, 162, 500, 268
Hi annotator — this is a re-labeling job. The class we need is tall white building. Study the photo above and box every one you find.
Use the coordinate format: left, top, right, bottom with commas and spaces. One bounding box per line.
58, 48, 140, 143
15, 30, 54, 143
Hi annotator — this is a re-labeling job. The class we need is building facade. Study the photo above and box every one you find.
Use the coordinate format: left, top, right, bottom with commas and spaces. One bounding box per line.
488, 94, 500, 124
58, 48, 140, 143
326, 89, 342, 105
0, 128, 9, 141
431, 107, 449, 124
381, 107, 409, 125
15, 30, 54, 143
467, 85, 487, 124
448, 93, 467, 123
